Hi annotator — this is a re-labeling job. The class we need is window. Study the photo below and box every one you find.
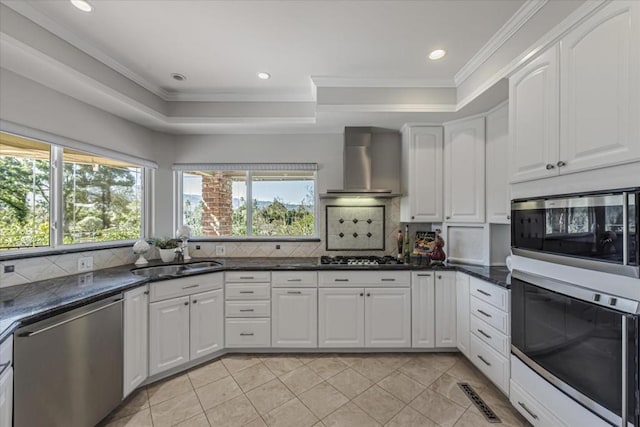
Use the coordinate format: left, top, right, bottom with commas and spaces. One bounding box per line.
179, 165, 316, 238
0, 131, 149, 252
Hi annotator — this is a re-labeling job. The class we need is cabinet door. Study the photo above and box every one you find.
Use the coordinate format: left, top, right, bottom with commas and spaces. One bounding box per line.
455, 273, 471, 357
435, 272, 457, 348
190, 289, 223, 360
509, 44, 560, 183
365, 288, 411, 347
485, 103, 511, 224
318, 288, 364, 348
411, 272, 435, 348
123, 286, 148, 398
444, 117, 486, 223
560, 1, 640, 174
402, 126, 443, 222
149, 296, 190, 376
272, 288, 318, 348
0, 368, 12, 427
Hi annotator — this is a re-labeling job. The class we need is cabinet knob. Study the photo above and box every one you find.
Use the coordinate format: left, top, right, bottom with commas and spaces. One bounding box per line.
545, 163, 555, 170
411, 216, 415, 220
445, 216, 451, 220
507, 215, 511, 220
183, 302, 189, 306
366, 293, 371, 297
359, 293, 364, 297
437, 275, 442, 279
143, 291, 149, 295
557, 160, 566, 167
192, 300, 197, 304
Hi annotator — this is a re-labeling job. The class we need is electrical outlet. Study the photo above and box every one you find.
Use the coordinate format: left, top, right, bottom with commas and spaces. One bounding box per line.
215, 245, 225, 256
275, 244, 281, 250
3, 264, 15, 274
195, 245, 201, 250
78, 256, 94, 272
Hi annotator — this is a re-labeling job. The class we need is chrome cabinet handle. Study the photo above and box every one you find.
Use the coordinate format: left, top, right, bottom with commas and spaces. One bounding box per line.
417, 273, 431, 277
240, 332, 254, 336
518, 402, 539, 420
477, 329, 492, 339
477, 355, 491, 366
335, 279, 349, 282
477, 309, 492, 318
239, 309, 254, 312
239, 276, 254, 279
557, 160, 566, 167
476, 289, 491, 297
287, 291, 302, 294
239, 291, 254, 294
381, 278, 395, 282
546, 163, 555, 170
182, 284, 199, 289
287, 279, 302, 282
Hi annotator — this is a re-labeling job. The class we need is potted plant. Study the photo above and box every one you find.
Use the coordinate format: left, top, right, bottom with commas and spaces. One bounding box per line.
153, 237, 180, 263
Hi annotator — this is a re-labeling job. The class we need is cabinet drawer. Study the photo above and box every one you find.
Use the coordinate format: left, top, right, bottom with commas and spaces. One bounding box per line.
470, 315, 509, 357
272, 271, 317, 287
225, 283, 270, 300
225, 271, 271, 282
319, 271, 410, 287
469, 277, 508, 311
469, 334, 509, 394
149, 273, 223, 302
470, 296, 509, 335
225, 319, 270, 347
0, 335, 12, 368
510, 380, 565, 426
225, 301, 270, 317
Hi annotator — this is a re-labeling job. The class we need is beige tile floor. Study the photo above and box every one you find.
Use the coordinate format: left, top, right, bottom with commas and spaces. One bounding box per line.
101, 352, 531, 427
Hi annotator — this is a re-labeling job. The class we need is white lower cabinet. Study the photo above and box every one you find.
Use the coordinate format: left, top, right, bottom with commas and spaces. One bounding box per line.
149, 296, 190, 376
435, 272, 457, 348
0, 365, 12, 427
123, 286, 148, 398
365, 288, 411, 347
319, 288, 365, 348
470, 334, 509, 394
455, 273, 470, 357
226, 318, 271, 347
190, 289, 224, 359
411, 272, 435, 348
272, 288, 317, 348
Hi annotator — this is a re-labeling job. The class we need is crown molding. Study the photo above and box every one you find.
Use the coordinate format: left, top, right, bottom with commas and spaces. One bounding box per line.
311, 76, 456, 88
163, 90, 315, 103
454, 0, 548, 86
316, 104, 457, 113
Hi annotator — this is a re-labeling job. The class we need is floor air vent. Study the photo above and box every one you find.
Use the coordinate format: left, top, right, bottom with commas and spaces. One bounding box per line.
458, 382, 501, 423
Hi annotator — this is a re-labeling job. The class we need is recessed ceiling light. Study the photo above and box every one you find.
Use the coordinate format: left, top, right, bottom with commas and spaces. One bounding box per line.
257, 72, 271, 80
70, 0, 92, 12
171, 73, 187, 82
428, 49, 446, 60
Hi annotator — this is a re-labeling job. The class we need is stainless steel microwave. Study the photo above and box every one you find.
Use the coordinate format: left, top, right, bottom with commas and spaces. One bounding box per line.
511, 188, 639, 278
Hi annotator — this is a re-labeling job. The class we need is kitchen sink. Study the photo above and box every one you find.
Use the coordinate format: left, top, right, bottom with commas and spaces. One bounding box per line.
131, 260, 222, 278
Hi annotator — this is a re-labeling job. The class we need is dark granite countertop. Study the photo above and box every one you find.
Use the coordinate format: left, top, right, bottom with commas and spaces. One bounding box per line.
0, 257, 510, 343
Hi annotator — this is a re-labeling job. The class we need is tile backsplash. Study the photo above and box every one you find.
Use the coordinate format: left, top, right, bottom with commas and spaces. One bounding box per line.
0, 198, 401, 288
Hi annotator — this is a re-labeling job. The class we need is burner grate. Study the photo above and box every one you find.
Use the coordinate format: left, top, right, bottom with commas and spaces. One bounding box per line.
458, 382, 501, 423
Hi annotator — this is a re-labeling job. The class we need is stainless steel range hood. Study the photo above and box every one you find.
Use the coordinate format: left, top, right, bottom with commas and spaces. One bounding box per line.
322, 127, 401, 198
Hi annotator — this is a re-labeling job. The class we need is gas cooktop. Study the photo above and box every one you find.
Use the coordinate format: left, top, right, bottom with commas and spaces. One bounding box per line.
320, 256, 402, 266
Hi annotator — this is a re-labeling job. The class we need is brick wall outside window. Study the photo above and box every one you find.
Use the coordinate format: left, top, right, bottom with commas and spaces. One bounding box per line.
201, 172, 233, 236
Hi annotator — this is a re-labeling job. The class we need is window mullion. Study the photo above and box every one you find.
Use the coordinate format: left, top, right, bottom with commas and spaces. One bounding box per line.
50, 146, 64, 247
246, 171, 253, 236
174, 171, 183, 236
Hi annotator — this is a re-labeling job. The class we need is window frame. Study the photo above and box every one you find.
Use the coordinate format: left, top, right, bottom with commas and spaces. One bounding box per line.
0, 127, 154, 256
175, 168, 319, 240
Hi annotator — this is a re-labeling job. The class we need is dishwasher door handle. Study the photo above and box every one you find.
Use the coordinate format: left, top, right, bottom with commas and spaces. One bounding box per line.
20, 298, 124, 338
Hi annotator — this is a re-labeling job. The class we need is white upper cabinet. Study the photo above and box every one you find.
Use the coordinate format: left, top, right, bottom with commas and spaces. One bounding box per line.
400, 126, 443, 222
560, 0, 640, 173
485, 102, 511, 224
123, 286, 148, 398
509, 44, 560, 183
444, 117, 486, 223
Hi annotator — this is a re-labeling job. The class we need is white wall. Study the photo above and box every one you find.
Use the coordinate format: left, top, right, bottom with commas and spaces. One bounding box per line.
173, 133, 344, 193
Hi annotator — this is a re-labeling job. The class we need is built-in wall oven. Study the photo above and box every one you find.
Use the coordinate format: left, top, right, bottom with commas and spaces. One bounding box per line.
511, 270, 639, 426
511, 188, 639, 278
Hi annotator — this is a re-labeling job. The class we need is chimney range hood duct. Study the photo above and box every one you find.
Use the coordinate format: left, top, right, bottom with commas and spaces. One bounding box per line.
323, 127, 401, 198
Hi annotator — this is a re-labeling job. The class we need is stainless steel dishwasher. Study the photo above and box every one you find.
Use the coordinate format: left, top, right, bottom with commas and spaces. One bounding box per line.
14, 294, 124, 427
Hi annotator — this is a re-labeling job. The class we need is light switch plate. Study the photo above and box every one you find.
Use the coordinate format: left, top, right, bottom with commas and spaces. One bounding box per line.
78, 256, 94, 272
